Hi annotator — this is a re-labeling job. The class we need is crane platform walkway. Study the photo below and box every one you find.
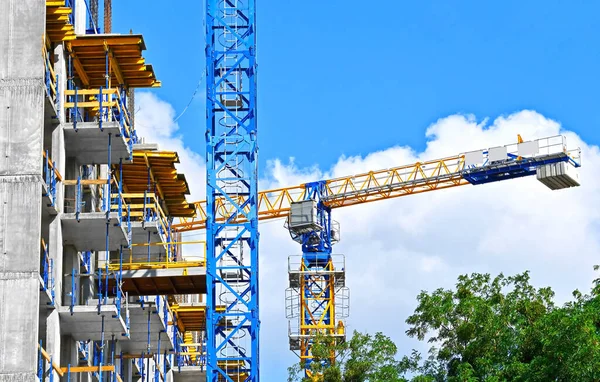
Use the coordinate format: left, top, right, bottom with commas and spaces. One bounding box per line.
106, 267, 207, 296
128, 220, 168, 262
64, 122, 132, 164
169, 302, 227, 333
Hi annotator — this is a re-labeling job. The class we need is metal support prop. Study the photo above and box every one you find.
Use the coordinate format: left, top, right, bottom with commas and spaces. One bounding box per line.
38, 340, 43, 381
70, 268, 77, 315
206, 0, 259, 379
100, 316, 105, 382
75, 176, 82, 221
106, 133, 112, 217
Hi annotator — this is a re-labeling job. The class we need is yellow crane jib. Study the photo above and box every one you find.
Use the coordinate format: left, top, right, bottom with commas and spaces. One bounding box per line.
172, 134, 581, 233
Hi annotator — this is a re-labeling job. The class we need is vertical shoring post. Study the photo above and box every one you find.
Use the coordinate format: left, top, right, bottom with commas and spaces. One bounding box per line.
116, 245, 123, 316
68, 55, 78, 130
50, 258, 55, 305
147, 231, 151, 263
139, 352, 145, 382
104, 222, 109, 306
147, 310, 151, 360
45, 150, 50, 187
70, 268, 76, 315
111, 335, 116, 382
145, 350, 150, 382
56, 74, 60, 113
76, 176, 81, 221
168, 220, 172, 262
100, 316, 105, 382
99, 86, 104, 131
119, 158, 123, 222
206, 0, 259, 379
38, 341, 43, 381
97, 265, 103, 314
120, 351, 124, 382
155, 332, 161, 382
163, 350, 167, 378
106, 133, 112, 216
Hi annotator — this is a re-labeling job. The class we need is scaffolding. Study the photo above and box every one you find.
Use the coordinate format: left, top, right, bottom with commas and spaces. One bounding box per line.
32, 2, 206, 382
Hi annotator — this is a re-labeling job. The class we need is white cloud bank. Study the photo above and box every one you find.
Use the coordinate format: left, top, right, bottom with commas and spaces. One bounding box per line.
136, 94, 600, 379
135, 92, 206, 202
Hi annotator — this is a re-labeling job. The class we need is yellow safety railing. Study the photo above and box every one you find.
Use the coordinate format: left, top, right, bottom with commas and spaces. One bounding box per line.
64, 87, 134, 141
63, 177, 116, 214
103, 191, 207, 270
42, 36, 59, 106
112, 240, 206, 271
38, 343, 64, 378
42, 151, 63, 182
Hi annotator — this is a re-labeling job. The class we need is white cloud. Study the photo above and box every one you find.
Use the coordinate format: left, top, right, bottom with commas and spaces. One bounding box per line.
258, 110, 600, 377
135, 92, 206, 202
137, 96, 600, 379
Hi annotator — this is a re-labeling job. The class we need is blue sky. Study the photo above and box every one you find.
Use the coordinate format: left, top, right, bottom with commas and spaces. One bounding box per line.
115, 1, 599, 170
114, 2, 600, 379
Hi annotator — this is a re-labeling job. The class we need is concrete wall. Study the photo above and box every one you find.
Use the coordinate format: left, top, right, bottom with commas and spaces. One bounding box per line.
0, 1, 46, 381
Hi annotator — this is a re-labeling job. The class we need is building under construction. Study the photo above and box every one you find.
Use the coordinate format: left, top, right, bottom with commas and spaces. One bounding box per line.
0, 1, 584, 382
1, 1, 210, 381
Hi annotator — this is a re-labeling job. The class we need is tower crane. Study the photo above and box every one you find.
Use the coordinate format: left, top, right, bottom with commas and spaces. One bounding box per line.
176, 131, 581, 379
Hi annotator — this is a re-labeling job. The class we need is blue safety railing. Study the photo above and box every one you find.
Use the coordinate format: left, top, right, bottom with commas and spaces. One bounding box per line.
37, 341, 43, 381
84, 0, 100, 34
141, 190, 176, 261
40, 239, 55, 306
77, 341, 90, 364
81, 251, 92, 274
42, 151, 59, 208
37, 342, 56, 382
65, 0, 75, 25
65, 86, 138, 155
43, 42, 60, 114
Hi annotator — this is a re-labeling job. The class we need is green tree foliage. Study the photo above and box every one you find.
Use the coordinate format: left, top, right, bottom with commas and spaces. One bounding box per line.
289, 269, 600, 381
287, 331, 412, 382
405, 270, 600, 381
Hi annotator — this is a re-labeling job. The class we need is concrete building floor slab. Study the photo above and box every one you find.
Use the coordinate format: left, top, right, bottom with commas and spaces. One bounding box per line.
64, 122, 131, 164
58, 305, 128, 340
62, 212, 129, 251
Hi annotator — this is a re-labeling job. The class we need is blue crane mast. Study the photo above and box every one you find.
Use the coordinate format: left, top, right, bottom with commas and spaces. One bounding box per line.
205, 0, 259, 380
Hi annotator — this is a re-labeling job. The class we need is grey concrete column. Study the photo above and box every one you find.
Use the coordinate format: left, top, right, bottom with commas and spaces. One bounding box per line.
74, 0, 87, 36
0, 1, 46, 381
45, 310, 61, 381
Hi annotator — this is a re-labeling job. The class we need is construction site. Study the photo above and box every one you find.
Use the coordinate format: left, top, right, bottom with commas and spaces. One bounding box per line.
0, 1, 585, 382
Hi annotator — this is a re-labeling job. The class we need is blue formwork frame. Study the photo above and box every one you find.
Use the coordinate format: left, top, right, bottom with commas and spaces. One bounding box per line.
206, 0, 259, 381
